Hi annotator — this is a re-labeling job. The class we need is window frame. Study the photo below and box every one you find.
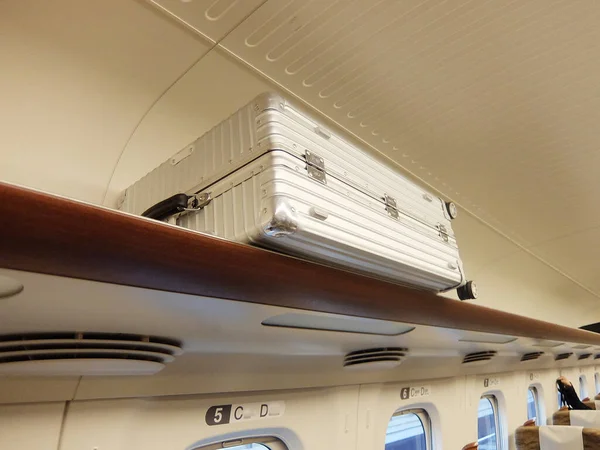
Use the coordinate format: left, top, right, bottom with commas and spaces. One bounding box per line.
527, 386, 539, 425
386, 407, 432, 450
191, 437, 287, 450
595, 373, 600, 395
579, 375, 588, 399
478, 394, 503, 450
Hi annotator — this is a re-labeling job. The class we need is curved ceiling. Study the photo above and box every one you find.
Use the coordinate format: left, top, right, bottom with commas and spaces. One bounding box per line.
0, 0, 209, 203
2, 0, 600, 326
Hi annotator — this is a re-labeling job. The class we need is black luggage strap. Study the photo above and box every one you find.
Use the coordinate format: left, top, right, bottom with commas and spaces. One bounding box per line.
141, 193, 191, 221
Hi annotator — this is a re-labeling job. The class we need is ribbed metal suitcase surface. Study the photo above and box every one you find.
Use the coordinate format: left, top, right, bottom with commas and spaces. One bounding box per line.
120, 92, 471, 293
177, 152, 464, 291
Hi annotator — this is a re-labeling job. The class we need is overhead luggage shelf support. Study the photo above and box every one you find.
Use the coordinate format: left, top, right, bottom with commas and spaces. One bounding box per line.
0, 182, 599, 345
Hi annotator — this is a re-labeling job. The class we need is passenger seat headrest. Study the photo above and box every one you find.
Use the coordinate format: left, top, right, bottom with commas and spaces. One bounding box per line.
553, 409, 600, 427
552, 410, 571, 426
515, 425, 600, 450
567, 410, 600, 428
516, 425, 584, 450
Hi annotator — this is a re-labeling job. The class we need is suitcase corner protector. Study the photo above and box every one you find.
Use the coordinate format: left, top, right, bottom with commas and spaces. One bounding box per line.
262, 199, 298, 238
254, 91, 286, 113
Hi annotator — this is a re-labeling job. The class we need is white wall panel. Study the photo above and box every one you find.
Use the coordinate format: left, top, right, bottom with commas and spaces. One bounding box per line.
0, 402, 65, 450
0, 0, 209, 203
104, 50, 270, 207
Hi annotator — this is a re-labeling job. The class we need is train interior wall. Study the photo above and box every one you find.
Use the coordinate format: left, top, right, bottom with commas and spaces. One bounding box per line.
1, 366, 596, 450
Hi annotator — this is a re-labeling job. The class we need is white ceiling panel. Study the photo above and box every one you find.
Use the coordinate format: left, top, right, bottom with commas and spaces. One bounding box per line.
467, 247, 597, 326
219, 0, 600, 294
0, 0, 209, 204
449, 208, 521, 279
532, 230, 600, 295
147, 0, 266, 42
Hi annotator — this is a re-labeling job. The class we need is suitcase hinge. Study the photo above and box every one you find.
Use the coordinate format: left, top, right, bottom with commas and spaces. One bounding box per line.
305, 150, 327, 184
384, 194, 399, 220
436, 223, 449, 242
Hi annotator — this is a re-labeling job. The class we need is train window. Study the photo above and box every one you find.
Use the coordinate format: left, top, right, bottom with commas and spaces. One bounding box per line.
478, 395, 501, 450
580, 375, 588, 399
596, 373, 600, 394
527, 387, 539, 425
557, 385, 564, 408
385, 408, 431, 450
192, 437, 287, 450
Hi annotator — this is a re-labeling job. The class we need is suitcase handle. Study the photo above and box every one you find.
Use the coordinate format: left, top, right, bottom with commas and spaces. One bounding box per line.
141, 193, 190, 221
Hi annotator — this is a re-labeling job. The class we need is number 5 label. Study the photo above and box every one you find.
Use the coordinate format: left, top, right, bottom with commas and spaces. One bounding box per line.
205, 405, 232, 426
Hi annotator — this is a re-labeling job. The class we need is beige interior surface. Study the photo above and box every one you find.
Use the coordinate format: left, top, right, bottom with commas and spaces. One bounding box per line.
0, 402, 65, 449
0, 267, 597, 403
104, 50, 270, 206
3, 0, 600, 327
0, 366, 595, 450
0, 0, 209, 203
147, 0, 267, 42
6, 4, 600, 446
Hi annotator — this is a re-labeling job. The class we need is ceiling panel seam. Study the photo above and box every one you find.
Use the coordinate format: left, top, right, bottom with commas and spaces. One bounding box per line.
215, 44, 600, 303
100, 49, 210, 205
524, 224, 600, 250
55, 399, 71, 450
101, 0, 269, 205
145, 0, 218, 44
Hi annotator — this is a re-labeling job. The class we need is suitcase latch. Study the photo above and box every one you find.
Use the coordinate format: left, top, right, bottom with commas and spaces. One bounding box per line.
189, 192, 212, 211
384, 194, 399, 220
436, 223, 449, 242
305, 150, 327, 184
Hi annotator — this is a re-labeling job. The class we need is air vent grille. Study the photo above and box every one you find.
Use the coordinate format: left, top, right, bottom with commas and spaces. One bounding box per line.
0, 332, 183, 375
462, 351, 497, 365
0, 332, 181, 347
578, 353, 592, 360
555, 352, 573, 361
520, 352, 544, 362
343, 347, 408, 369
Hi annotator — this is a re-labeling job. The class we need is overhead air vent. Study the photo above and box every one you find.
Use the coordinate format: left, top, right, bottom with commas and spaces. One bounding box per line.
578, 353, 592, 360
520, 352, 544, 362
462, 351, 497, 366
0, 332, 183, 376
343, 347, 408, 370
555, 352, 573, 361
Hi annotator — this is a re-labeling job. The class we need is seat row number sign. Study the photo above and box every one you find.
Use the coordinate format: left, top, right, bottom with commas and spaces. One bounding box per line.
205, 401, 285, 426
400, 385, 431, 400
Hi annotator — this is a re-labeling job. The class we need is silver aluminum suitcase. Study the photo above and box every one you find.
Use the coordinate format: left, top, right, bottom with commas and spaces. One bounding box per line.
119, 92, 476, 299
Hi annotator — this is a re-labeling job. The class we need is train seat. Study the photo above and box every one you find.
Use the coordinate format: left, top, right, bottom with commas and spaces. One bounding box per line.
552, 410, 600, 427
515, 424, 600, 449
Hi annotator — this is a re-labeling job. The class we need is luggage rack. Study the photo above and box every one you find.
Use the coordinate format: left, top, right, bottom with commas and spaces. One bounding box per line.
1, 182, 600, 346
